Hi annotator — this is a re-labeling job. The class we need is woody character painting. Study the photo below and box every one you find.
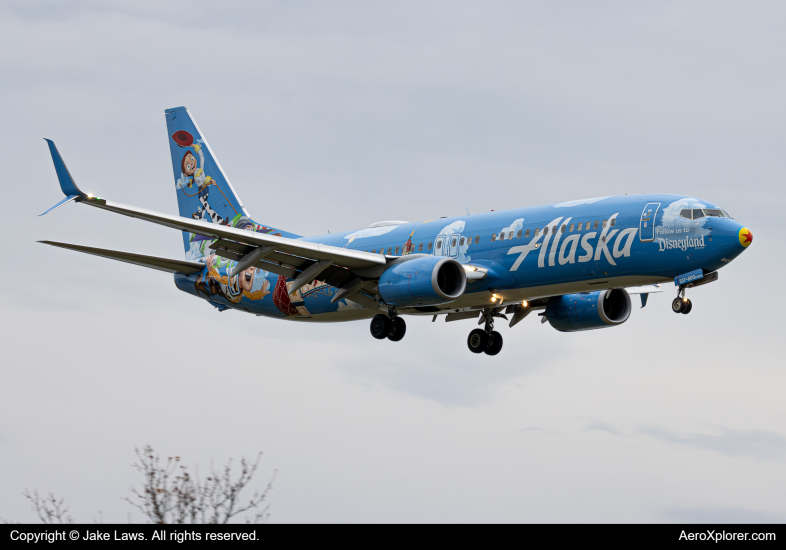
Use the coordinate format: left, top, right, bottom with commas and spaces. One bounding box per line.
172, 130, 229, 225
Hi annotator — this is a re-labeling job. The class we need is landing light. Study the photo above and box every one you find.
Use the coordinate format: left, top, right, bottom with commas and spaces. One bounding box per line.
522, 301, 528, 307
87, 193, 93, 199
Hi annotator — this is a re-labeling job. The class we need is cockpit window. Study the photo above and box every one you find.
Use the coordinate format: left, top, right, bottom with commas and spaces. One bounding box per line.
692, 209, 705, 219
680, 209, 692, 219
722, 210, 732, 219
703, 209, 725, 217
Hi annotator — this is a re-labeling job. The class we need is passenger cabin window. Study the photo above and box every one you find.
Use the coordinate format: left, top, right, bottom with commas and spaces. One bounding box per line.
525, 229, 530, 238
436, 241, 442, 249
704, 209, 725, 217
395, 246, 399, 254
387, 247, 392, 255
372, 249, 376, 254
692, 209, 705, 219
418, 243, 423, 252
569, 223, 574, 232
585, 222, 591, 230
680, 209, 692, 219
602, 219, 607, 228
593, 220, 599, 230
517, 229, 522, 239
534, 228, 540, 237
428, 242, 433, 251
491, 233, 497, 241
610, 218, 616, 227
460, 237, 465, 246
499, 232, 505, 241
561, 225, 566, 233
475, 236, 480, 244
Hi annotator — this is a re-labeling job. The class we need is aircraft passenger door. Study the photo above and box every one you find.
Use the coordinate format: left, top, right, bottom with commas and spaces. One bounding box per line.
435, 235, 446, 256
639, 202, 661, 242
448, 233, 460, 258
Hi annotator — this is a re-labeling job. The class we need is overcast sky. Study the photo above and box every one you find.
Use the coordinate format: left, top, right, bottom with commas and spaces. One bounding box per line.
1, 1, 785, 523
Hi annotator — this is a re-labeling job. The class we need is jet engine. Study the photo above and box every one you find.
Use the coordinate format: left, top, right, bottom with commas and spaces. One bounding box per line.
378, 256, 467, 307
545, 289, 632, 332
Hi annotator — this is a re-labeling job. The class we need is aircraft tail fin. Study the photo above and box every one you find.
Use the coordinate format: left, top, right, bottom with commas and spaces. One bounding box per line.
164, 107, 300, 257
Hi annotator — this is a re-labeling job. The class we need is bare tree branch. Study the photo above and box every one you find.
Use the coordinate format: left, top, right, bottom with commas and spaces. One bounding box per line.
23, 490, 73, 524
123, 446, 274, 524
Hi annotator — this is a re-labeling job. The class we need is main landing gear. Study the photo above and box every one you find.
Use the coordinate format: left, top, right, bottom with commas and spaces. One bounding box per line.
467, 310, 504, 356
671, 289, 693, 315
370, 307, 407, 342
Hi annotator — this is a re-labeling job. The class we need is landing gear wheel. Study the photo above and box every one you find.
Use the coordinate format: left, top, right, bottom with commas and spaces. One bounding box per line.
467, 329, 488, 354
370, 314, 391, 340
671, 297, 685, 314
681, 299, 693, 315
484, 331, 503, 356
387, 317, 407, 341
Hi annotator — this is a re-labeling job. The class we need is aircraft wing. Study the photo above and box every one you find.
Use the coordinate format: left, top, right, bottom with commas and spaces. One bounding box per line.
623, 284, 663, 295
61, 197, 386, 309
81, 197, 385, 270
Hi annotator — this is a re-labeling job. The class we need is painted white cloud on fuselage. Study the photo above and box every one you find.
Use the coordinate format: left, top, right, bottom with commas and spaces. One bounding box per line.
434, 220, 470, 263
344, 225, 400, 240
659, 198, 711, 238
498, 218, 524, 239
553, 197, 610, 208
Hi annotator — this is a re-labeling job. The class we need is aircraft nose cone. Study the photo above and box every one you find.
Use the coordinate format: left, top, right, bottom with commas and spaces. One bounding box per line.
738, 227, 753, 249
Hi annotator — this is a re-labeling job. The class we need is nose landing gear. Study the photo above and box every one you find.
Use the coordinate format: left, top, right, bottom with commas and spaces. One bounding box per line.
467, 309, 505, 355
370, 307, 407, 341
671, 290, 693, 314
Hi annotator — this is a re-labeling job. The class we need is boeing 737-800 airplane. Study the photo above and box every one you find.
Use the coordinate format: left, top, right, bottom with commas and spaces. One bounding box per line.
39, 107, 752, 355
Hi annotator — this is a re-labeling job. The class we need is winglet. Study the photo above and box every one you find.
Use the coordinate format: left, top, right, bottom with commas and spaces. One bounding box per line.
39, 194, 79, 216
44, 139, 85, 198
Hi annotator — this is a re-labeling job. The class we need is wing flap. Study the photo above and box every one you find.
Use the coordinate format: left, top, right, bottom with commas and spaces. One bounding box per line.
39, 241, 205, 275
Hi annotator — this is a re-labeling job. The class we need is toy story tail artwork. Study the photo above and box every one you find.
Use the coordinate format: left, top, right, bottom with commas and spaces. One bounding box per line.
172, 129, 231, 225
165, 106, 310, 317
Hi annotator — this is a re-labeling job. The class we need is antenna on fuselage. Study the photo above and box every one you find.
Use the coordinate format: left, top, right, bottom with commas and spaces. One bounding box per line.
465, 207, 471, 216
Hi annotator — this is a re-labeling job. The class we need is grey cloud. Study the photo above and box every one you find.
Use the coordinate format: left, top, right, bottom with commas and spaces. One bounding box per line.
584, 422, 621, 436
640, 427, 786, 463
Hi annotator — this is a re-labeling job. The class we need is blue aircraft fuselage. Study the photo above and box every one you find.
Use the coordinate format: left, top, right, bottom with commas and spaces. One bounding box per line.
174, 193, 750, 321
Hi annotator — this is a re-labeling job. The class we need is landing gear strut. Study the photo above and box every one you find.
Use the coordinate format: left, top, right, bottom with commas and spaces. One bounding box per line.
467, 309, 504, 355
671, 289, 693, 315
370, 307, 407, 341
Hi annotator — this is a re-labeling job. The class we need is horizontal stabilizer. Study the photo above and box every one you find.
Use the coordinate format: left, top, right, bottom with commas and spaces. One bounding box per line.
39, 241, 205, 275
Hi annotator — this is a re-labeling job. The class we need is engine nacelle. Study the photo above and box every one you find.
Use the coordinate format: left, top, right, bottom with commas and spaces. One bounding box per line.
378, 256, 467, 307
545, 289, 632, 332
